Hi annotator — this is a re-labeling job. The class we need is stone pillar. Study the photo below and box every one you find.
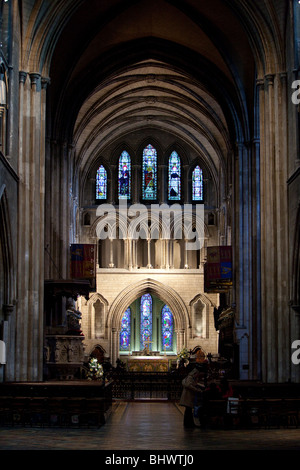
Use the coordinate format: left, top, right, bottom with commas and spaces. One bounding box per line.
184, 239, 189, 269
176, 329, 183, 353
109, 238, 115, 268
170, 239, 174, 269
111, 328, 119, 367
165, 239, 170, 269
132, 239, 137, 268
234, 142, 252, 380
147, 238, 152, 268
259, 72, 289, 382
16, 72, 48, 381
127, 237, 133, 270
124, 238, 128, 269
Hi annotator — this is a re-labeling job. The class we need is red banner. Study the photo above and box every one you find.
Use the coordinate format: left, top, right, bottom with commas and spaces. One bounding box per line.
204, 246, 232, 293
70, 244, 96, 279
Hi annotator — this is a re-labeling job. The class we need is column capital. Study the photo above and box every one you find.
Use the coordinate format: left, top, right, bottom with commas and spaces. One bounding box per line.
41, 76, 51, 89
256, 77, 265, 89
265, 73, 275, 86
3, 304, 14, 320
29, 72, 41, 90
19, 71, 27, 84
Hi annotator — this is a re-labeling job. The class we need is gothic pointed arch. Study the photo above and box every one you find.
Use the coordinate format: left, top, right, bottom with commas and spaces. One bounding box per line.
190, 293, 215, 339
86, 292, 109, 340
108, 278, 190, 332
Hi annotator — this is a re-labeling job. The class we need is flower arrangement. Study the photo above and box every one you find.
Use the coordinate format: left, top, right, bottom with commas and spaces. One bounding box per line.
86, 357, 104, 381
177, 347, 190, 360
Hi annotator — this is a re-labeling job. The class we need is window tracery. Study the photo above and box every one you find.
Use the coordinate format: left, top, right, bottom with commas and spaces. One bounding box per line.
142, 144, 157, 200
140, 293, 153, 350
168, 151, 181, 201
118, 150, 131, 199
161, 305, 173, 351
96, 165, 107, 200
95, 146, 204, 205
120, 307, 131, 350
192, 165, 203, 201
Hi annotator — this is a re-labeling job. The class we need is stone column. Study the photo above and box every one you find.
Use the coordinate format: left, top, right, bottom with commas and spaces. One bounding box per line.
177, 329, 185, 352
184, 239, 189, 269
123, 238, 128, 268
16, 72, 48, 381
44, 137, 74, 279
147, 238, 152, 268
127, 237, 133, 270
233, 142, 252, 380
165, 239, 170, 269
111, 328, 119, 367
109, 238, 115, 268
169, 239, 174, 269
259, 73, 289, 382
132, 239, 137, 268
160, 239, 165, 269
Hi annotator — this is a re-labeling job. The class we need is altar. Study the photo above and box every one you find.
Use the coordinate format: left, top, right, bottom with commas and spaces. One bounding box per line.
125, 356, 170, 372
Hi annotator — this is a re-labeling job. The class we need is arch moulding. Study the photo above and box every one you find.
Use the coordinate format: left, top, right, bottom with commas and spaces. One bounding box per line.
107, 278, 190, 333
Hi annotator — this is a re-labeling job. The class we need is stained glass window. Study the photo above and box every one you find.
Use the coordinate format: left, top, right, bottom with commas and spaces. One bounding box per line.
168, 151, 181, 200
161, 305, 174, 351
142, 144, 157, 200
118, 151, 131, 199
120, 308, 131, 351
140, 294, 153, 350
96, 165, 107, 200
192, 165, 203, 201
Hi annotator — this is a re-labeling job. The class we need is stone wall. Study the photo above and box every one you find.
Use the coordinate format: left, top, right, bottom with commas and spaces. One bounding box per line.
78, 268, 219, 366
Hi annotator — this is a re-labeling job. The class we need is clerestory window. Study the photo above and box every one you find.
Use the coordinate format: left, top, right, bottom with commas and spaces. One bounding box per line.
118, 150, 131, 200
168, 151, 181, 201
96, 165, 107, 200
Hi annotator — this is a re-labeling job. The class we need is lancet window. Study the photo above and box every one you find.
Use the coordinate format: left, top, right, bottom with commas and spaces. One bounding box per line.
140, 293, 153, 350
161, 305, 174, 351
119, 297, 175, 352
96, 165, 107, 200
168, 151, 181, 201
118, 150, 131, 199
120, 307, 131, 351
142, 144, 157, 200
192, 165, 203, 201
94, 147, 205, 205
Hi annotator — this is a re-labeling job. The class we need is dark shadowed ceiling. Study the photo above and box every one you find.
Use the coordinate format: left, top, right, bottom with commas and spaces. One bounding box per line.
44, 0, 284, 199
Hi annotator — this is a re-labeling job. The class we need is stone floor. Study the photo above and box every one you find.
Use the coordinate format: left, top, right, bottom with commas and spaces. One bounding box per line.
0, 400, 300, 452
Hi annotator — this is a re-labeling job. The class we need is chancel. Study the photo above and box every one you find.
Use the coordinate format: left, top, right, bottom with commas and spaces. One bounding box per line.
0, 0, 300, 437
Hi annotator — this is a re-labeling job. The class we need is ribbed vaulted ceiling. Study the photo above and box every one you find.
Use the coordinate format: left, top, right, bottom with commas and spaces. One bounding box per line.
73, 59, 230, 177
40, 0, 283, 197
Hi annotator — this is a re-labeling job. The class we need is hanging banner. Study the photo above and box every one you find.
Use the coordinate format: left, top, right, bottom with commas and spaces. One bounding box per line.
204, 246, 232, 292
70, 244, 96, 279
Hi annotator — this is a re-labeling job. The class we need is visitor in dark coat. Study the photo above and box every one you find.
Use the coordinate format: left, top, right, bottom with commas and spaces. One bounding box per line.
179, 368, 205, 428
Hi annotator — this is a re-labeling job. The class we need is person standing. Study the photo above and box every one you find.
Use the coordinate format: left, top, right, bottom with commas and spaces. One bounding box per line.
179, 367, 206, 428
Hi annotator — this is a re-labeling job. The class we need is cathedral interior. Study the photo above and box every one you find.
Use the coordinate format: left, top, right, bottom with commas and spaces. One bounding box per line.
0, 0, 300, 399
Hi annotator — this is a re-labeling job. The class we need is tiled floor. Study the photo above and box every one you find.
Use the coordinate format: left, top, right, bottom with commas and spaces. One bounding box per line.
0, 400, 300, 451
